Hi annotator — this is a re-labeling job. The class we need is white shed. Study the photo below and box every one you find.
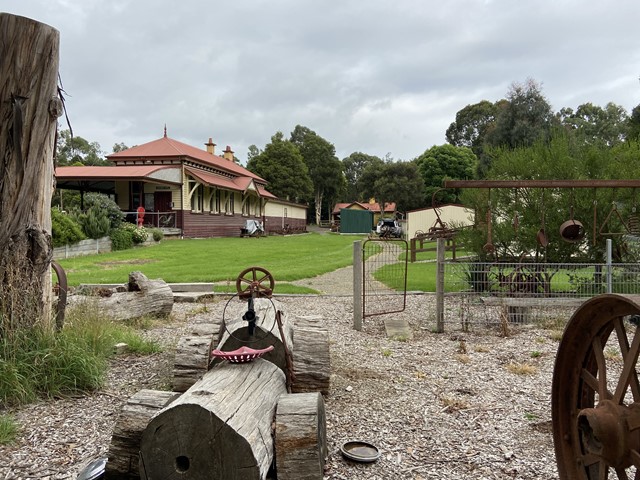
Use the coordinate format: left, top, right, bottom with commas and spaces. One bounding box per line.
406, 204, 475, 239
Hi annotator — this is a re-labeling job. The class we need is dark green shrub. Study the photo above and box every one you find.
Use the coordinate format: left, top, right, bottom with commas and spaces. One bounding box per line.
109, 227, 133, 251
82, 193, 124, 229
51, 208, 85, 247
151, 228, 164, 242
76, 207, 110, 239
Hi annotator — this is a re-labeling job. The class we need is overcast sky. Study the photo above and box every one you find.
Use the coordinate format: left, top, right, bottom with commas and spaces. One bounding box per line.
6, 1, 640, 164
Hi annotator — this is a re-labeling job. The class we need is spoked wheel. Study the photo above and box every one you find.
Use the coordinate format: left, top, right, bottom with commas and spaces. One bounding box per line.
552, 294, 640, 479
235, 266, 275, 299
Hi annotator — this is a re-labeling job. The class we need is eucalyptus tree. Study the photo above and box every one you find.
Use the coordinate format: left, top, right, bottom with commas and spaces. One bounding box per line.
416, 144, 477, 205
290, 125, 344, 224
246, 132, 313, 202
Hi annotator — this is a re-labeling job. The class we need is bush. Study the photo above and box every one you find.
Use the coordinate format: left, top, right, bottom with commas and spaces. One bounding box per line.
121, 223, 148, 244
82, 193, 124, 229
151, 228, 164, 242
75, 207, 111, 239
109, 227, 133, 251
51, 208, 85, 247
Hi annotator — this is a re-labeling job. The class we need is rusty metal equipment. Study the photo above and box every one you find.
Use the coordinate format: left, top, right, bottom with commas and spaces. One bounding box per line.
552, 294, 640, 478
225, 267, 294, 390
51, 260, 67, 331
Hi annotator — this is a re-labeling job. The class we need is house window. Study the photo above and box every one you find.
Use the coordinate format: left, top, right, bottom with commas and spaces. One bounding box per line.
242, 195, 251, 216
210, 189, 221, 214
225, 192, 234, 214
254, 199, 261, 216
190, 183, 204, 212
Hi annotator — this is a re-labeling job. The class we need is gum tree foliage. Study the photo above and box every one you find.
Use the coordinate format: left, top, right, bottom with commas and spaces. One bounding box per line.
56, 129, 108, 166
290, 125, 345, 224
246, 132, 313, 202
558, 102, 629, 146
445, 100, 500, 159
416, 144, 477, 205
629, 104, 640, 141
373, 160, 425, 214
461, 132, 640, 263
341, 152, 384, 202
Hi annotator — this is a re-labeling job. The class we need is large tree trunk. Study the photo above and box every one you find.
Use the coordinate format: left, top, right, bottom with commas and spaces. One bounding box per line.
105, 389, 180, 480
139, 359, 287, 480
314, 189, 323, 225
275, 392, 327, 480
70, 272, 174, 321
0, 14, 59, 331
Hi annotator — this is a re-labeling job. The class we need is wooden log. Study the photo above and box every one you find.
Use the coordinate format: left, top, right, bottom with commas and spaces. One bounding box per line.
275, 392, 327, 480
292, 316, 330, 396
0, 14, 59, 328
69, 271, 173, 321
105, 389, 179, 480
139, 359, 287, 480
172, 321, 221, 392
214, 297, 293, 374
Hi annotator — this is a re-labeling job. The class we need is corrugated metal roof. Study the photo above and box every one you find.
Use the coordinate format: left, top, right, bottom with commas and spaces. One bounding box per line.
55, 165, 178, 179
108, 135, 266, 182
184, 167, 277, 198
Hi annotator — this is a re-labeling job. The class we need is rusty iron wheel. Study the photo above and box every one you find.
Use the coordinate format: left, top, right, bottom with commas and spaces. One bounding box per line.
235, 266, 275, 299
552, 294, 640, 479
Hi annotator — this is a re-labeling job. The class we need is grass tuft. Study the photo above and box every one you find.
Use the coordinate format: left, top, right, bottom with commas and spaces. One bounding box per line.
0, 302, 161, 407
0, 414, 18, 445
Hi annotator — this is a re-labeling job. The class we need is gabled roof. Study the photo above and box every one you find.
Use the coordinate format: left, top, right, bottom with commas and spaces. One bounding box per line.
184, 167, 277, 198
332, 201, 396, 214
108, 135, 267, 183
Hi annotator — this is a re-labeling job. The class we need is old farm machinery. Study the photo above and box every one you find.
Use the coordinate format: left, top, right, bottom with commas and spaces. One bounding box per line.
552, 294, 640, 479
103, 267, 329, 480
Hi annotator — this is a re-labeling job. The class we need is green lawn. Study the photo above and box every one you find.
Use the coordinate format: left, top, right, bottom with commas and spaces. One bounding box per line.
58, 233, 365, 287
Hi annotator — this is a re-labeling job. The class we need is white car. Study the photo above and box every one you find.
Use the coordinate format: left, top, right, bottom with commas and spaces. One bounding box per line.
376, 218, 402, 238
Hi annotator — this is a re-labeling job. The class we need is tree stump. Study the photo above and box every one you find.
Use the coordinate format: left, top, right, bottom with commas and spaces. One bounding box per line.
70, 271, 173, 321
139, 359, 287, 480
105, 389, 179, 480
275, 392, 327, 480
292, 316, 330, 396
0, 14, 60, 329
172, 321, 221, 392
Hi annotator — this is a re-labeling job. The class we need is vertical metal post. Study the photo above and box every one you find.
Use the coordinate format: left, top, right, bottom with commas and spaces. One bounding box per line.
435, 237, 445, 333
353, 240, 363, 331
606, 238, 613, 294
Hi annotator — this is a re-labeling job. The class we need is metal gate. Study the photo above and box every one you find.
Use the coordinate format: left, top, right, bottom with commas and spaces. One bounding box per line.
362, 238, 408, 319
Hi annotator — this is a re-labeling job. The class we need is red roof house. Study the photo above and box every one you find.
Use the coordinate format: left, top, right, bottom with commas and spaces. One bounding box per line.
55, 132, 304, 237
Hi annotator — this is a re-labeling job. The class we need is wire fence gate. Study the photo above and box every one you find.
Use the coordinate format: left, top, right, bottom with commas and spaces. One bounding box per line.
361, 238, 408, 320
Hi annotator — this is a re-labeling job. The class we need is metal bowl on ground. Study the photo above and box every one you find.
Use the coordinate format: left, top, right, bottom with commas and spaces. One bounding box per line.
340, 440, 380, 463
76, 457, 107, 480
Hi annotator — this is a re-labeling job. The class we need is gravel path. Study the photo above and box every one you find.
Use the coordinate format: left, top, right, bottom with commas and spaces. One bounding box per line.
0, 277, 562, 479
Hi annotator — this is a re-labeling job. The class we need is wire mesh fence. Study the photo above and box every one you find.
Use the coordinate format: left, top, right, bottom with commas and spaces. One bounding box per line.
435, 260, 640, 332
362, 238, 408, 319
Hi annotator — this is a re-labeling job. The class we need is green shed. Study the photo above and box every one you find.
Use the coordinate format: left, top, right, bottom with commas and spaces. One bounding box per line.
339, 208, 374, 234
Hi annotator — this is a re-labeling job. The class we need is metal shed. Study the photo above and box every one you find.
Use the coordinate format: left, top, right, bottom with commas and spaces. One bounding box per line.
339, 208, 374, 234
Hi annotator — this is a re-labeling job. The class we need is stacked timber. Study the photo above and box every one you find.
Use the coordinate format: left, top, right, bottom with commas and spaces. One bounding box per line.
108, 297, 329, 480
172, 321, 222, 392
292, 315, 330, 395
140, 359, 287, 479
69, 271, 173, 321
104, 389, 179, 480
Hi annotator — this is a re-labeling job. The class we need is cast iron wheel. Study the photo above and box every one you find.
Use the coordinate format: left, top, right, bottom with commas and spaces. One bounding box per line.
235, 266, 275, 299
552, 294, 640, 479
